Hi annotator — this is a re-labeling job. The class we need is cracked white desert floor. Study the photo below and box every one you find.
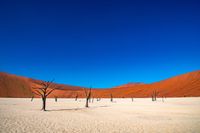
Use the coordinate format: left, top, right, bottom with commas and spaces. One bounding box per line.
0, 98, 200, 133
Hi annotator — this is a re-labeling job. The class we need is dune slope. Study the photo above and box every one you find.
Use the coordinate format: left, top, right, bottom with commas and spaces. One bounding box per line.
0, 70, 200, 98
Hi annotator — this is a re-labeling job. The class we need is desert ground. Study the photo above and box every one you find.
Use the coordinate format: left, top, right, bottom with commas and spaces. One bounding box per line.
0, 98, 200, 133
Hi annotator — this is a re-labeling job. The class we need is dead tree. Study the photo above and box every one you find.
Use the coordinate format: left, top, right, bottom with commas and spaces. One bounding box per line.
152, 90, 159, 101
55, 96, 57, 102
132, 97, 134, 102
97, 98, 101, 101
75, 93, 78, 101
83, 88, 92, 108
110, 94, 113, 102
151, 94, 154, 101
32, 80, 57, 111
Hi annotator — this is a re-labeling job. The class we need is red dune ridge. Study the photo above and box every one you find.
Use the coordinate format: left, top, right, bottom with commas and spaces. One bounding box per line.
0, 70, 200, 98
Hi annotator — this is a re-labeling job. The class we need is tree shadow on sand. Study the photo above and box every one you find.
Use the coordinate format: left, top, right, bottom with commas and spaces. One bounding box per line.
46, 105, 110, 112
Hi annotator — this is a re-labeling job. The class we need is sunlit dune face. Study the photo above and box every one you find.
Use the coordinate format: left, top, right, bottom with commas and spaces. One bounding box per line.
0, 71, 200, 98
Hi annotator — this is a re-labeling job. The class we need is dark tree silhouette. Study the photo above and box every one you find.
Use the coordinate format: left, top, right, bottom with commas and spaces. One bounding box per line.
110, 94, 113, 102
55, 96, 57, 102
83, 88, 92, 108
132, 97, 134, 102
75, 93, 78, 101
152, 90, 159, 101
97, 98, 101, 101
32, 80, 57, 111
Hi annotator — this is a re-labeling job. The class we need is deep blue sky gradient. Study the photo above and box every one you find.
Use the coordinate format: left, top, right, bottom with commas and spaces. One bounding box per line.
0, 0, 200, 88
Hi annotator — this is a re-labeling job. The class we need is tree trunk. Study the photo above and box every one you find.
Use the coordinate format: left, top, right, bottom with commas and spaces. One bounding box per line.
110, 94, 113, 102
85, 98, 89, 107
42, 97, 46, 111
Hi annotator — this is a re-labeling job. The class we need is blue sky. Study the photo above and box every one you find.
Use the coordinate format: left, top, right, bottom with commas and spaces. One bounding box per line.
0, 0, 200, 88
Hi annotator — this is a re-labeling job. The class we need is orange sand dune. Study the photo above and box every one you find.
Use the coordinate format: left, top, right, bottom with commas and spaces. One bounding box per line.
0, 70, 200, 98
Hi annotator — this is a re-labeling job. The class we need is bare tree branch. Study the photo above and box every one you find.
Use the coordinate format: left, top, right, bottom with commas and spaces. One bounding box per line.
83, 88, 88, 97
32, 91, 42, 97
45, 89, 55, 97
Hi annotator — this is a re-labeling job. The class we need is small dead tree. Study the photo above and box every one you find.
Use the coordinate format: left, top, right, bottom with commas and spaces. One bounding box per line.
110, 94, 113, 102
32, 80, 57, 111
55, 96, 57, 102
152, 90, 159, 101
131, 97, 134, 102
75, 93, 78, 101
151, 94, 154, 101
97, 97, 101, 101
83, 88, 92, 108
